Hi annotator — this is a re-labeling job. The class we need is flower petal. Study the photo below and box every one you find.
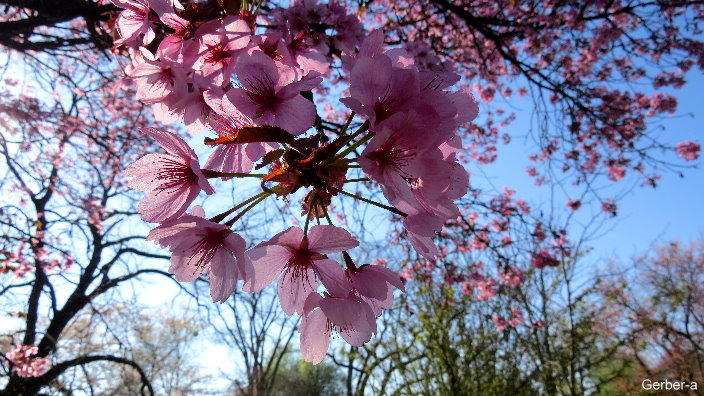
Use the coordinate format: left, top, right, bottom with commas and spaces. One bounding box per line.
313, 259, 351, 297
278, 266, 316, 315
299, 309, 330, 364
141, 127, 197, 160
307, 225, 359, 254
242, 245, 290, 292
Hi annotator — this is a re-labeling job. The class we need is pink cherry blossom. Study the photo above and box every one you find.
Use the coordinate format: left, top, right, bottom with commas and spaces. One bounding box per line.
244, 225, 358, 315
123, 127, 214, 223
498, 265, 525, 288
147, 206, 251, 302
111, 0, 156, 46
345, 263, 405, 315
112, 0, 183, 46
566, 198, 581, 211
128, 50, 188, 104
359, 114, 468, 259
476, 277, 497, 300
601, 199, 618, 217
166, 85, 215, 133
6, 345, 49, 378
676, 141, 701, 161
359, 112, 434, 209
299, 291, 376, 364
492, 315, 508, 332
531, 249, 560, 269
192, 16, 251, 87
224, 51, 322, 135
340, 50, 420, 126
283, 30, 329, 75
508, 308, 525, 327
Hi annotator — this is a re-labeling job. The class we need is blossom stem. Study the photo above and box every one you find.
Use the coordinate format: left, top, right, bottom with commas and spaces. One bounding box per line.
209, 191, 270, 223
336, 123, 372, 159
338, 112, 355, 136
331, 187, 407, 217
303, 195, 315, 235
344, 178, 370, 183
337, 131, 374, 159
224, 192, 272, 226
342, 251, 357, 271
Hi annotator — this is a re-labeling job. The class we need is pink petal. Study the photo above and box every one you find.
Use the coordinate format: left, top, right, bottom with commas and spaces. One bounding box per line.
296, 51, 329, 74
204, 144, 250, 174
350, 268, 390, 300
124, 153, 179, 191
359, 30, 384, 58
339, 307, 375, 346
363, 289, 394, 316
303, 292, 323, 315
234, 51, 280, 92
138, 183, 199, 223
169, 253, 205, 282
318, 296, 360, 328
408, 232, 438, 259
339, 97, 364, 114
271, 95, 316, 135
141, 127, 197, 160
190, 206, 206, 218
306, 225, 359, 254
146, 216, 199, 247
312, 259, 351, 297
225, 88, 275, 125
350, 55, 392, 105
366, 264, 405, 292
278, 266, 316, 315
278, 72, 323, 99
242, 245, 290, 292
208, 256, 237, 303
299, 309, 330, 364
267, 227, 305, 249
450, 90, 479, 124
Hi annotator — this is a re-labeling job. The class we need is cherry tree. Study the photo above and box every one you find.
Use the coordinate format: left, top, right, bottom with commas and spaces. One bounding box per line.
600, 237, 704, 391
0, 54, 177, 393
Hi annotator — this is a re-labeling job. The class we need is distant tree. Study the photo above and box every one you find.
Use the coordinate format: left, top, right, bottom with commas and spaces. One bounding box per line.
600, 236, 704, 392
40, 304, 212, 395
268, 357, 345, 396
201, 287, 299, 395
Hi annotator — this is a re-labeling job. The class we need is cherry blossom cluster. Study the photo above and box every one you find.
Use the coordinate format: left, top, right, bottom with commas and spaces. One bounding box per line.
676, 141, 701, 162
111, 0, 477, 363
4, 345, 49, 378
492, 308, 525, 332
0, 247, 32, 277
0, 244, 73, 278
